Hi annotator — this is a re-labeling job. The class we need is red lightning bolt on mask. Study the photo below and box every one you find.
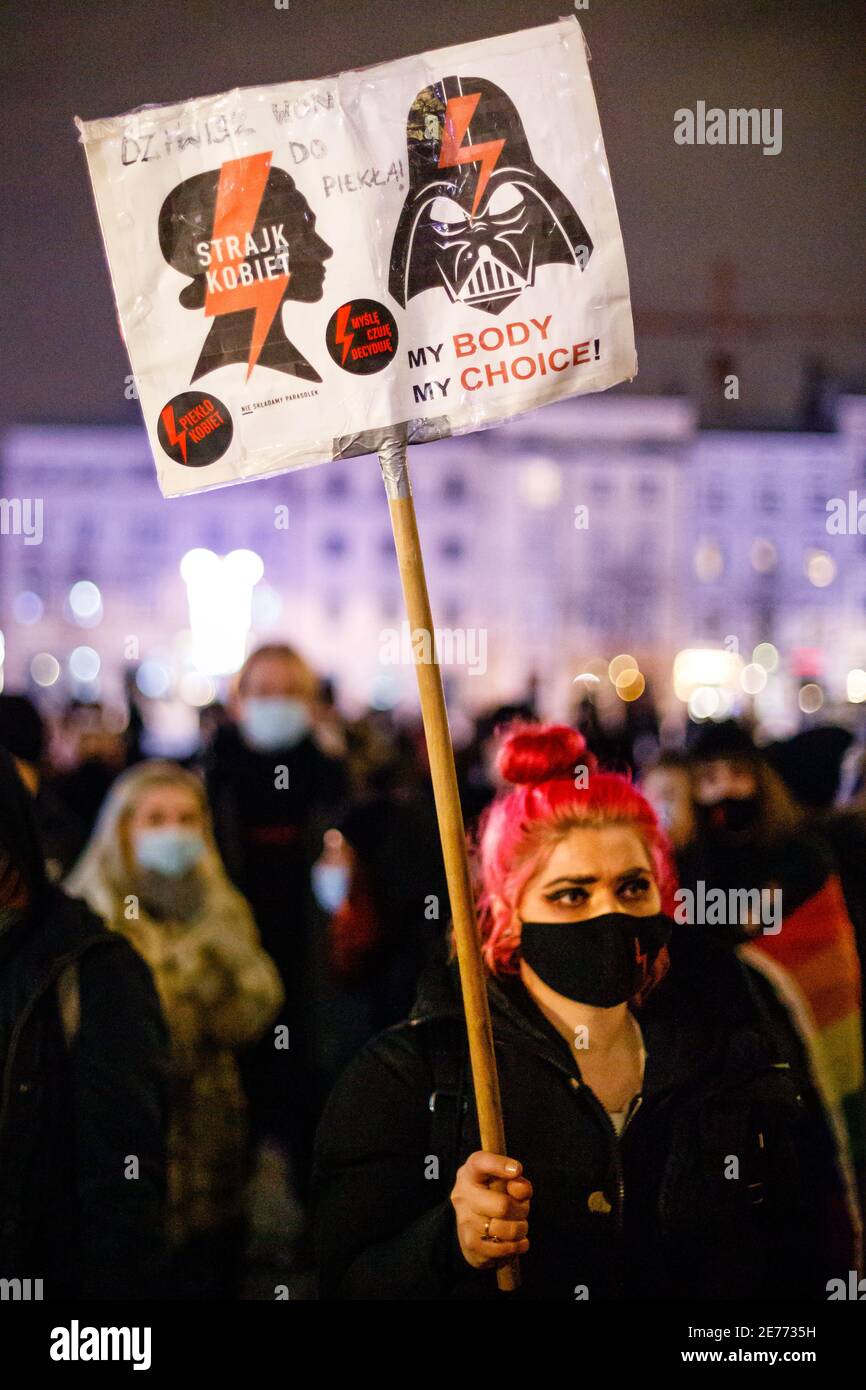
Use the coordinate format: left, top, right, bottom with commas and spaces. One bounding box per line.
634, 937, 649, 985
438, 93, 505, 218
204, 152, 290, 381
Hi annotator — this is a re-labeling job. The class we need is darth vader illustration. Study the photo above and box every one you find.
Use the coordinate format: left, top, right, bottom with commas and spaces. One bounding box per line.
389, 77, 592, 316
159, 155, 332, 383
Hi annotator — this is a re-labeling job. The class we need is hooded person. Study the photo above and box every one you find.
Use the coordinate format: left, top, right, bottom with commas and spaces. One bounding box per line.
766, 726, 854, 813
65, 759, 283, 1298
678, 719, 866, 1233
313, 722, 851, 1300
0, 749, 168, 1299
389, 76, 593, 316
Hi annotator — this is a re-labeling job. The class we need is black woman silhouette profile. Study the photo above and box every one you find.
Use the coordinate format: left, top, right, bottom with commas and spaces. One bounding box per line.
158, 152, 332, 383
389, 77, 592, 317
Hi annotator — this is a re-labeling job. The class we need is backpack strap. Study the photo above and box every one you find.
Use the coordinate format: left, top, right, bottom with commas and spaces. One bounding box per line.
427, 1020, 469, 1186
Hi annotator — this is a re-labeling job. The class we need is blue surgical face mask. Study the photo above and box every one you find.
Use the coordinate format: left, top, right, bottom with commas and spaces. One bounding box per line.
134, 826, 206, 879
653, 798, 676, 832
311, 862, 350, 914
241, 696, 311, 752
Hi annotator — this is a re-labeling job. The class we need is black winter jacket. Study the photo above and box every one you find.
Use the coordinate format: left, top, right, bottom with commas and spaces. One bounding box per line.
0, 752, 168, 1298
202, 725, 346, 990
313, 930, 842, 1301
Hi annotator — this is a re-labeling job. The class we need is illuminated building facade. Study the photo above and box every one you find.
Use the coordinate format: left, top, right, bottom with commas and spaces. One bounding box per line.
1, 396, 864, 741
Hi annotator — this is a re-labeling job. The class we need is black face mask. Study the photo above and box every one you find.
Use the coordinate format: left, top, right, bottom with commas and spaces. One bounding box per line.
696, 796, 760, 840
519, 911, 673, 1008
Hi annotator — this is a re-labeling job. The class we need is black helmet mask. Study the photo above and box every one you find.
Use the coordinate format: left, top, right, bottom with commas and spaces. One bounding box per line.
389, 76, 593, 316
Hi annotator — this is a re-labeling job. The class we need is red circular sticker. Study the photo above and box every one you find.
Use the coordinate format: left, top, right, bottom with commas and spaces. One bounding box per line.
325, 299, 399, 375
157, 392, 233, 468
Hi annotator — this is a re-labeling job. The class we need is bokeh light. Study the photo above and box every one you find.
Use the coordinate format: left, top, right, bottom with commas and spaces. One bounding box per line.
13, 591, 44, 625
752, 642, 779, 672
179, 548, 221, 585
615, 669, 646, 701
805, 550, 835, 587
673, 648, 742, 702
179, 671, 217, 707
798, 683, 824, 713
846, 669, 866, 703
688, 686, 721, 720
68, 580, 102, 620
223, 549, 265, 586
517, 458, 562, 509
609, 653, 638, 683
181, 548, 263, 677
741, 663, 768, 695
136, 660, 172, 699
750, 538, 778, 573
69, 646, 100, 681
31, 652, 60, 687
693, 539, 724, 582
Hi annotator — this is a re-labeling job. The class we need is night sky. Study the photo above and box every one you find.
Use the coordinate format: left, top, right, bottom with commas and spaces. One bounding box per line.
1, 0, 863, 429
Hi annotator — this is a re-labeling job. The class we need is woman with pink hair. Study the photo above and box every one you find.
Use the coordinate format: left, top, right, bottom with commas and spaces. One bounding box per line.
313, 723, 852, 1300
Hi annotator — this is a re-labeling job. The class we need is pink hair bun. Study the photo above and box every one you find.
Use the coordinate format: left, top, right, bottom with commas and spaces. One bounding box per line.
496, 720, 595, 785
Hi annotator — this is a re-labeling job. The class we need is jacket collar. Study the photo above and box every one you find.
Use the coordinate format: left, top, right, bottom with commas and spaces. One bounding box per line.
410, 950, 747, 1100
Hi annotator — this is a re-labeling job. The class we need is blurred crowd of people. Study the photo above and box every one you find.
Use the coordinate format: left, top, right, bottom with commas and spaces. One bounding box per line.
0, 643, 448, 1298
0, 644, 864, 1298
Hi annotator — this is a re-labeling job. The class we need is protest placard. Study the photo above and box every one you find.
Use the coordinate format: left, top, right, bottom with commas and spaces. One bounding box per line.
77, 17, 635, 497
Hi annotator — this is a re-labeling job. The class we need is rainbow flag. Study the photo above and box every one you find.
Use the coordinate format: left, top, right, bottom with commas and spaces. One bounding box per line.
741, 872, 865, 1254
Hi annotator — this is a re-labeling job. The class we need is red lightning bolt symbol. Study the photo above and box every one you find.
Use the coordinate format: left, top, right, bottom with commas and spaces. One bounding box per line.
334, 303, 354, 366
160, 404, 188, 465
635, 938, 649, 982
204, 152, 289, 381
438, 93, 505, 218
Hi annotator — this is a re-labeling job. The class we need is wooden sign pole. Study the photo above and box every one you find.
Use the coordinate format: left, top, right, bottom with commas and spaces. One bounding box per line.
379, 433, 519, 1293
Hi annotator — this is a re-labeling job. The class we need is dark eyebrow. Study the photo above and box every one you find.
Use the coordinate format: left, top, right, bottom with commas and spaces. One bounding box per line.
544, 867, 651, 890
544, 875, 597, 888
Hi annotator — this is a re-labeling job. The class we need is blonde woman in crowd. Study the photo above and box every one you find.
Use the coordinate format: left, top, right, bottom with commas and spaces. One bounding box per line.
66, 760, 283, 1298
